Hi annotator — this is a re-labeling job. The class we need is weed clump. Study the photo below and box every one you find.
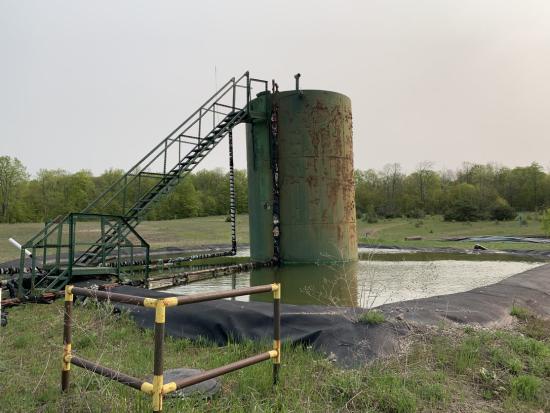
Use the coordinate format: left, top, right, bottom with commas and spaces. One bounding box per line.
490, 348, 523, 374
510, 375, 541, 401
510, 305, 530, 320
358, 310, 385, 325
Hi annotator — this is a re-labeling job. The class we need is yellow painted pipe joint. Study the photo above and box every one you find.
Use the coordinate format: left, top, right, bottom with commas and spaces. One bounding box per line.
273, 340, 281, 364
62, 343, 72, 371
143, 298, 158, 308
272, 283, 281, 299
141, 381, 154, 394
152, 374, 164, 412
65, 285, 74, 301
162, 297, 178, 307
155, 301, 166, 323
162, 381, 177, 395
62, 353, 72, 369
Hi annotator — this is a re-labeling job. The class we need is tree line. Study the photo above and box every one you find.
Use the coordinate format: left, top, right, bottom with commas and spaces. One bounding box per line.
1, 156, 550, 224
0, 156, 247, 223
355, 162, 550, 222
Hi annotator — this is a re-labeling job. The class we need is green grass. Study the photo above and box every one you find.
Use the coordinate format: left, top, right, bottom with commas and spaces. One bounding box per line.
510, 305, 531, 320
1, 301, 549, 412
510, 375, 541, 401
358, 214, 550, 252
358, 309, 386, 325
2, 213, 548, 264
0, 215, 251, 264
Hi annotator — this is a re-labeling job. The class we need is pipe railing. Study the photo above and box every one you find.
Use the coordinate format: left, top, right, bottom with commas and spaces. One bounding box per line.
61, 283, 281, 413
82, 72, 251, 216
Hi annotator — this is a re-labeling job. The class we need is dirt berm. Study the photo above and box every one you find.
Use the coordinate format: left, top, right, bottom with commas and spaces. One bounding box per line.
113, 263, 550, 368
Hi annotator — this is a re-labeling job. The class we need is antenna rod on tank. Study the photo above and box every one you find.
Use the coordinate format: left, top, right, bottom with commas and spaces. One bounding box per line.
294, 73, 301, 91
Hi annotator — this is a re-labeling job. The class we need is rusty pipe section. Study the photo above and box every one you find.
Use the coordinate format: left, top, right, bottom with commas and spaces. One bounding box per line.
175, 284, 276, 305
69, 355, 149, 391
69, 284, 277, 307
273, 282, 281, 384
61, 285, 73, 391
170, 351, 276, 390
70, 287, 149, 306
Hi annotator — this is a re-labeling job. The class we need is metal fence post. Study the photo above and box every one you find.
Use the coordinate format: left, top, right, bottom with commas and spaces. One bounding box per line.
152, 301, 166, 412
272, 283, 281, 385
62, 285, 74, 391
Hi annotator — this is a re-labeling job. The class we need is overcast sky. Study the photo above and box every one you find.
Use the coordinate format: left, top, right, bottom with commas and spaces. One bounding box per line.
1, 0, 549, 176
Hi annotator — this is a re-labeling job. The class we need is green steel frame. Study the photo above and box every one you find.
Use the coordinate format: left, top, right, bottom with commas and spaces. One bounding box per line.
18, 213, 150, 297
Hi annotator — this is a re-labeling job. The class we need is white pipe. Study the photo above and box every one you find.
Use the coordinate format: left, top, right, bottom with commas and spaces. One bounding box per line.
8, 237, 33, 258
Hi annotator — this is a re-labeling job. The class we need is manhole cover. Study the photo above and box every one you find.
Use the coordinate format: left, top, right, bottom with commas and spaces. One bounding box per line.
147, 368, 220, 399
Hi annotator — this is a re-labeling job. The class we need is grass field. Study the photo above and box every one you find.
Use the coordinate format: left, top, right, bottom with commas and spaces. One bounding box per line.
0, 215, 251, 264
1, 214, 548, 264
359, 214, 550, 252
2, 215, 550, 412
1, 300, 548, 412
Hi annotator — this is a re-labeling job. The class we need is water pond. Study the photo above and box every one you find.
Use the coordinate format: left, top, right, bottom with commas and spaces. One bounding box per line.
165, 248, 544, 308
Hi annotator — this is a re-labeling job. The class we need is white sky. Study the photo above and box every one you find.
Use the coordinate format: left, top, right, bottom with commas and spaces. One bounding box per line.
1, 0, 550, 176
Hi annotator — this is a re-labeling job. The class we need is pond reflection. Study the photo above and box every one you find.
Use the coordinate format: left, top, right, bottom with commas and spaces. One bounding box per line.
249, 262, 358, 306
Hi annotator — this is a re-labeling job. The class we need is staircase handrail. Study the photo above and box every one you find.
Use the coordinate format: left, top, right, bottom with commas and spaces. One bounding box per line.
82, 72, 250, 214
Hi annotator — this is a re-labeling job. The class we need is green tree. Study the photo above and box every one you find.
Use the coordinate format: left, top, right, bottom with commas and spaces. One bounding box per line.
36, 169, 70, 220
444, 183, 483, 221
490, 196, 516, 221
94, 168, 125, 215
0, 156, 28, 222
193, 169, 229, 215
380, 163, 404, 217
233, 169, 249, 214
150, 179, 200, 220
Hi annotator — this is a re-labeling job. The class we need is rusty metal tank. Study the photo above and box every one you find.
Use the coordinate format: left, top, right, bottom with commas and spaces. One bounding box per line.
246, 89, 357, 263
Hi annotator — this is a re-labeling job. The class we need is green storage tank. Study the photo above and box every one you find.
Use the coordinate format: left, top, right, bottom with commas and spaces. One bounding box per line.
246, 89, 357, 263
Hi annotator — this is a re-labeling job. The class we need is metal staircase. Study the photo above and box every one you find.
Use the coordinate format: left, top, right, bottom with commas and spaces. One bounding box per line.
17, 72, 269, 296
76, 108, 246, 266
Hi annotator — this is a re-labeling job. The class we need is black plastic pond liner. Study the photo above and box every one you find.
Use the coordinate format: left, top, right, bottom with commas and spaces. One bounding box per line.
112, 263, 550, 368
112, 285, 407, 368
445, 235, 550, 244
